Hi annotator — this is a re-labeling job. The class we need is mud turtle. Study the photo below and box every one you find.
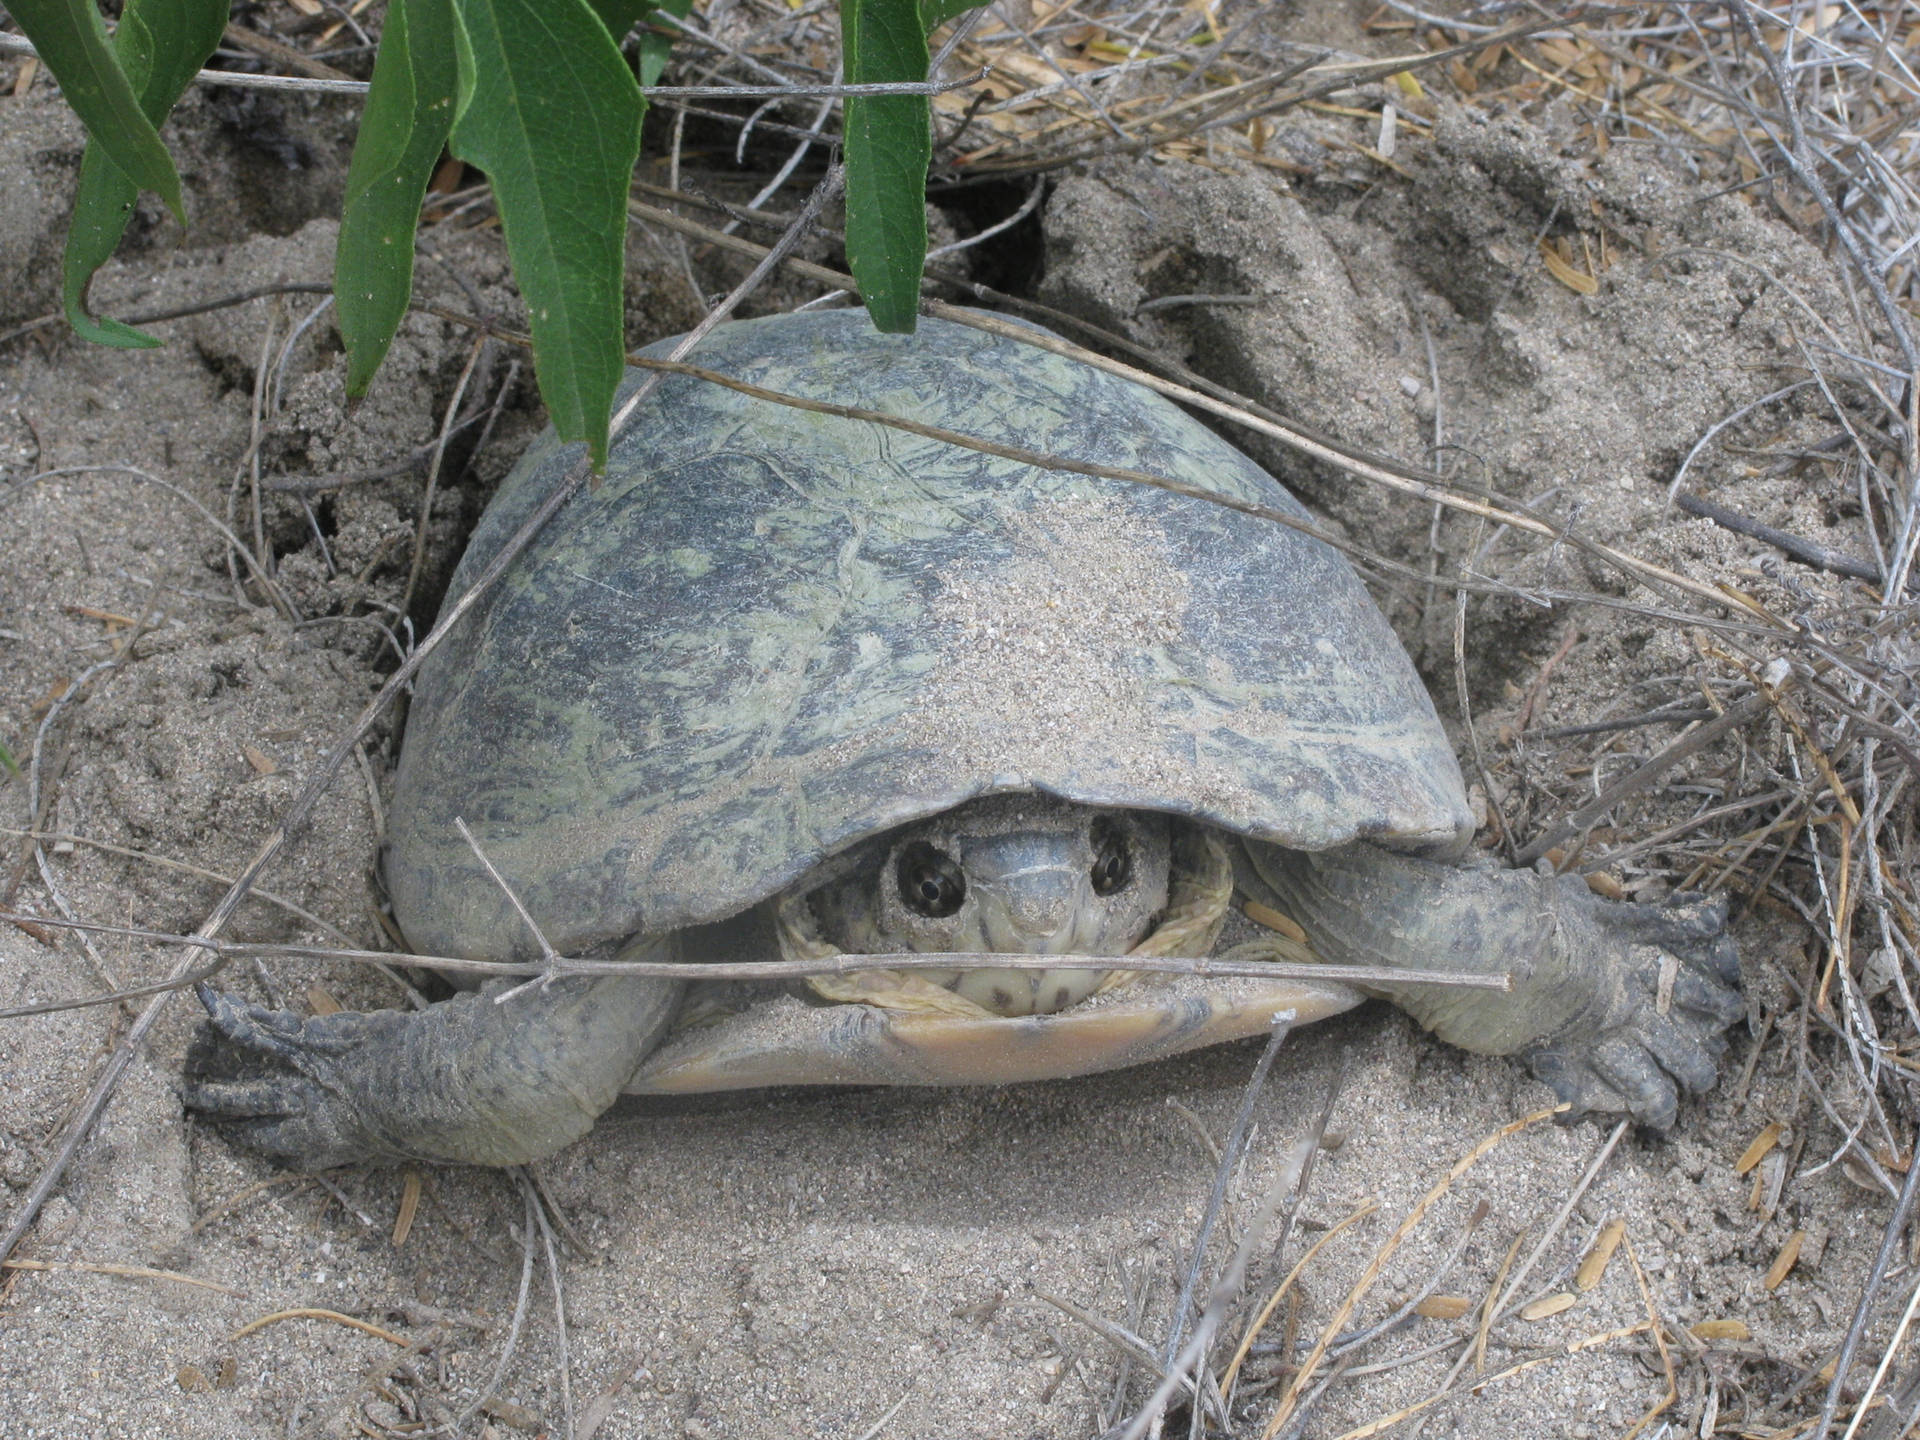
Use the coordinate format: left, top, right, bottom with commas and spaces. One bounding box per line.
189, 309, 1744, 1167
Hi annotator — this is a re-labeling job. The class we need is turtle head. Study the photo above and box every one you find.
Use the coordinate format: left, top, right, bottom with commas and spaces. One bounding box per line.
806, 795, 1172, 1014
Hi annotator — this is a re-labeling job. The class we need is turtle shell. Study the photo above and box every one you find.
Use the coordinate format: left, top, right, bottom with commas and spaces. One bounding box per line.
386, 309, 1472, 962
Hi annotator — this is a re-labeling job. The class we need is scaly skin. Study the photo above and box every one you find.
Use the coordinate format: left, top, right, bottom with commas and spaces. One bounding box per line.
185, 960, 681, 1168
1236, 840, 1745, 1131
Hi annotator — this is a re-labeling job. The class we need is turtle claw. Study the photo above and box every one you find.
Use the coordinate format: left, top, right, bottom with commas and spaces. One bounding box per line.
1528, 1035, 1683, 1131
182, 1079, 348, 1168
1240, 843, 1746, 1131
1522, 893, 1744, 1134
183, 1076, 302, 1123
186, 986, 395, 1169
198, 984, 364, 1062
1523, 1043, 1629, 1121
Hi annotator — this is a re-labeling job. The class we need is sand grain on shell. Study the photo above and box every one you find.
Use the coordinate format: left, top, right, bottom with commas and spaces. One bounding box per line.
918, 494, 1195, 790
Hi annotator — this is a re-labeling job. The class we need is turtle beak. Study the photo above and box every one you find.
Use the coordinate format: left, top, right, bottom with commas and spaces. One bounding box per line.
964, 833, 1086, 952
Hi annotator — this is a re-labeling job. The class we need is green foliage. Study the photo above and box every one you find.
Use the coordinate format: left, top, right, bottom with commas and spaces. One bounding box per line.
12, 0, 226, 346
918, 1, 983, 39
840, 0, 931, 335
337, 0, 458, 396
449, 0, 644, 471
839, 0, 983, 333
636, 0, 694, 88
581, 0, 654, 46
6, 0, 195, 222
35, 0, 987, 465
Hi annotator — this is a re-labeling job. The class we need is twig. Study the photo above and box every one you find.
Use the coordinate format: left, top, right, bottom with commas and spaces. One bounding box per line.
239, 298, 280, 601
452, 815, 566, 1005
1038, 1290, 1200, 1402
522, 1170, 574, 1440
400, 334, 487, 617
28, 466, 283, 612
1259, 1106, 1567, 1438
0, 32, 986, 100
219, 21, 355, 82
263, 405, 493, 493
1534, 700, 1726, 739
0, 909, 1512, 1021
959, 14, 1569, 176
1403, 1120, 1632, 1416
852, 1389, 913, 1440
1329, 1323, 1654, 1440
1, 1257, 243, 1295
1231, 1054, 1353, 1389
20, 614, 160, 999
644, 72, 986, 98
1112, 1132, 1319, 1440
1839, 1270, 1920, 1440
1164, 1097, 1223, 1165
0, 281, 335, 349
1472, 1231, 1523, 1376
458, 1182, 539, 1427
1222, 1198, 1379, 1397
1489, 1120, 1630, 1324
1328, 1198, 1488, 1357
228, 1307, 414, 1346
603, 165, 844, 461
1676, 491, 1908, 592
1620, 1236, 1676, 1439
1663, 381, 1817, 503
1727, 1, 1920, 376
1515, 690, 1776, 866
1163, 1015, 1295, 1375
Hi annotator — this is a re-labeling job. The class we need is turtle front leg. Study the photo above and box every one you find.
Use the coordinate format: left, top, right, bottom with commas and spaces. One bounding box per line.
1236, 842, 1744, 1131
185, 953, 682, 1168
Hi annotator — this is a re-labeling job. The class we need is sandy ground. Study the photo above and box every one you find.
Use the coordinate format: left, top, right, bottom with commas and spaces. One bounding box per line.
2, 12, 1911, 1440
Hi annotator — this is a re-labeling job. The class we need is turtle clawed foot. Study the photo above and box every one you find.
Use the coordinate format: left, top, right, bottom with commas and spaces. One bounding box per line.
183, 985, 389, 1170
1613, 892, 1742, 987
1525, 893, 1745, 1134
182, 1077, 350, 1169
1526, 1026, 1723, 1133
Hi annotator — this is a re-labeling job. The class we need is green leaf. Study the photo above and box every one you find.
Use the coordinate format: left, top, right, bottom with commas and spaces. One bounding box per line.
919, 0, 984, 33
450, 0, 645, 471
581, 0, 649, 44
336, 0, 458, 396
637, 0, 692, 89
841, 0, 932, 333
576, 1, 691, 87
6, 0, 186, 222
61, 145, 163, 348
47, 0, 227, 347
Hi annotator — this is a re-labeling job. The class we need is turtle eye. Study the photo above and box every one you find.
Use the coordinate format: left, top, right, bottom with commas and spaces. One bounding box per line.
1090, 819, 1132, 895
897, 842, 966, 918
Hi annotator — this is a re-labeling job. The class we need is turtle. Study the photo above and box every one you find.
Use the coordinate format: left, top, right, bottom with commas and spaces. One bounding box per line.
186, 308, 1745, 1169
